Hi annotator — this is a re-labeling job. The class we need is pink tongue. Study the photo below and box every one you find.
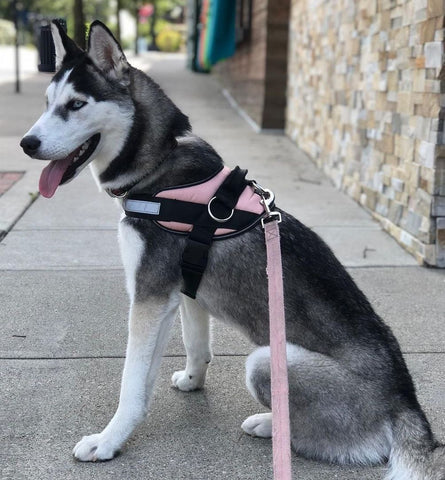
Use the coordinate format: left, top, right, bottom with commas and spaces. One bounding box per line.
39, 155, 75, 198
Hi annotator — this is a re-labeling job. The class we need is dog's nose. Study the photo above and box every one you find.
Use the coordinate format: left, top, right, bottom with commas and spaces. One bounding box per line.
20, 135, 41, 156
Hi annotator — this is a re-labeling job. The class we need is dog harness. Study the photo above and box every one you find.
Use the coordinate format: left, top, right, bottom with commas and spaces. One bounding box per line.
122, 166, 273, 298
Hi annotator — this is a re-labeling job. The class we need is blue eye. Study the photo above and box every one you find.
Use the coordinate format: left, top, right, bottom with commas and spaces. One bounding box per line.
67, 100, 87, 111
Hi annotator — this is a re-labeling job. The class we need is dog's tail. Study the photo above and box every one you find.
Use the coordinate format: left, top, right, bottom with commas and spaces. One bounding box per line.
385, 408, 445, 480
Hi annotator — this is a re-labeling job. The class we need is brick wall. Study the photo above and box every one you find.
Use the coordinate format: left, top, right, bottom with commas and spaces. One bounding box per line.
287, 0, 445, 265
215, 0, 290, 129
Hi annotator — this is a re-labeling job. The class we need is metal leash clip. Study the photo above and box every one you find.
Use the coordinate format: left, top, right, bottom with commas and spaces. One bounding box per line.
251, 181, 282, 228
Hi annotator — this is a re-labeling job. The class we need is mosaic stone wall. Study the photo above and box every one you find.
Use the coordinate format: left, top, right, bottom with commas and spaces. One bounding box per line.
287, 0, 445, 265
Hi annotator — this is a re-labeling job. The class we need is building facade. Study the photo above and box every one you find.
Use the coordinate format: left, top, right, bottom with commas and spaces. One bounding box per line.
189, 0, 445, 266
213, 0, 291, 129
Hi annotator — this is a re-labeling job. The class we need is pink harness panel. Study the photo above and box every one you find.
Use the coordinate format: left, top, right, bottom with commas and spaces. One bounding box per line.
155, 167, 265, 235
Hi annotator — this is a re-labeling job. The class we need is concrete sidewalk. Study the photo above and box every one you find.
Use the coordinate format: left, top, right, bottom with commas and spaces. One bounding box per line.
1, 53, 444, 480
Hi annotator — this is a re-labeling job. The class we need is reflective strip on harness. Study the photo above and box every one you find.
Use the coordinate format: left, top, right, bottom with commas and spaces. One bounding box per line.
124, 199, 161, 215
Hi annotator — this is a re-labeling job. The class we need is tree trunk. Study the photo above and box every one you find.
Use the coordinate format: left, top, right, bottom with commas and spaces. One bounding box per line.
116, 0, 122, 43
148, 2, 158, 50
134, 3, 139, 54
73, 0, 86, 49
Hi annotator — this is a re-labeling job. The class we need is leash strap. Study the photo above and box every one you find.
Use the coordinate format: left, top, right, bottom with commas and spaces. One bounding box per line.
264, 214, 292, 480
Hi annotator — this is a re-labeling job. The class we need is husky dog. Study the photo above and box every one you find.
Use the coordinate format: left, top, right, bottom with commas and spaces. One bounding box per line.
20, 21, 444, 479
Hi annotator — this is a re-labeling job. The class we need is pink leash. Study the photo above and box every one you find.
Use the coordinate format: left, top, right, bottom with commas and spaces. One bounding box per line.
260, 189, 292, 480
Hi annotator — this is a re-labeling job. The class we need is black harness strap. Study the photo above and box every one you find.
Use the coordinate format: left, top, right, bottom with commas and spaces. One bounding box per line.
180, 166, 249, 298
124, 196, 259, 230
123, 166, 267, 299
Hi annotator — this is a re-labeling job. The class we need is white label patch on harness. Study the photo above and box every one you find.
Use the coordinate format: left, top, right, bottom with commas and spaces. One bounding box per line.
125, 199, 161, 215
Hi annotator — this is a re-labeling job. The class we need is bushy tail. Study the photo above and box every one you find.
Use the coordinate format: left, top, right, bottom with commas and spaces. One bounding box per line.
385, 409, 445, 480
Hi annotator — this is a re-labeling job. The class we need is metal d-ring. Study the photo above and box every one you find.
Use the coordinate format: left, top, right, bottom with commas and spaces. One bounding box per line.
207, 196, 234, 223
105, 188, 128, 199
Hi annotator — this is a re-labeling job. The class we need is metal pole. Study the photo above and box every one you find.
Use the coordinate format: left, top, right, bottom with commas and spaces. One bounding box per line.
13, 0, 20, 93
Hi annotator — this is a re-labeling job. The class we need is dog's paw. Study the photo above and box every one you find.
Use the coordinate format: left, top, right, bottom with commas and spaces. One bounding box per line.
73, 433, 118, 462
171, 370, 205, 391
241, 413, 273, 438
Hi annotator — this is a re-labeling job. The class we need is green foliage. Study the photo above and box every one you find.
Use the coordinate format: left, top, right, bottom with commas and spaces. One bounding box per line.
0, 0, 111, 35
156, 0, 184, 14
156, 27, 181, 52
0, 19, 15, 45
0, 0, 70, 22
0, 0, 185, 48
0, 0, 185, 24
138, 0, 185, 50
119, 0, 184, 16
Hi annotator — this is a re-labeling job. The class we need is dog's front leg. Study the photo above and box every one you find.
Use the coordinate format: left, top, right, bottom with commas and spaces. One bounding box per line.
171, 295, 212, 391
73, 294, 180, 462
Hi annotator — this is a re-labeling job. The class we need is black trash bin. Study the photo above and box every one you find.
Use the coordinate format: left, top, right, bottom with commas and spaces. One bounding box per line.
38, 18, 67, 73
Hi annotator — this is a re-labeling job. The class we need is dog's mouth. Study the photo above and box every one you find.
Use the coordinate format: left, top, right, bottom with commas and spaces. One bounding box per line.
39, 133, 101, 198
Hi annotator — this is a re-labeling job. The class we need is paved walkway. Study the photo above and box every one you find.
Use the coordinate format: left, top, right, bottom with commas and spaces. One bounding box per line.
0, 52, 444, 480
0, 46, 39, 86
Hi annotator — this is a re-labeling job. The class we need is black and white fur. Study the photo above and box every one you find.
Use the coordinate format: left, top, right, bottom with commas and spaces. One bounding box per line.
20, 21, 445, 480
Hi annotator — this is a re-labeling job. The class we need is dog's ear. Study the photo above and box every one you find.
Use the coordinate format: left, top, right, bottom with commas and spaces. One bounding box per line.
51, 20, 83, 70
87, 21, 130, 86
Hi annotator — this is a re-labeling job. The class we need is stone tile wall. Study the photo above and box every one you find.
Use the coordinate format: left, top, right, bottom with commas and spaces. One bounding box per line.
287, 0, 445, 266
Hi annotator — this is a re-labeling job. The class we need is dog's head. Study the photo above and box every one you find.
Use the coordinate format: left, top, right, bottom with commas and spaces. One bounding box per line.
20, 21, 139, 198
